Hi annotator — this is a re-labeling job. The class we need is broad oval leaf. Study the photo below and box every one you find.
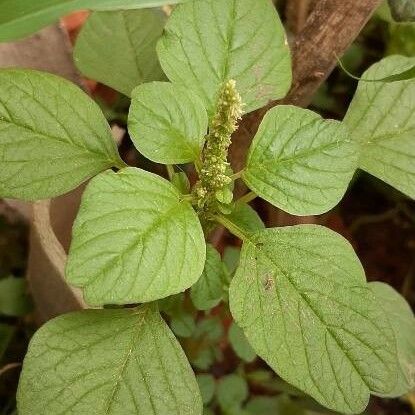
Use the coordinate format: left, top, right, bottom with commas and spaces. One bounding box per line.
17, 306, 202, 415
157, 0, 292, 117
190, 244, 224, 310
344, 55, 415, 198
371, 281, 415, 396
66, 167, 206, 305
129, 82, 208, 164
74, 9, 166, 97
243, 106, 358, 215
229, 225, 398, 414
0, 69, 122, 200
0, 0, 184, 42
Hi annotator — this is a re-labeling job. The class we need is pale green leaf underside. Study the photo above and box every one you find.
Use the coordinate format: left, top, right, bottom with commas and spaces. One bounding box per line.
371, 282, 415, 397
74, 9, 166, 97
129, 82, 208, 164
190, 244, 224, 311
344, 55, 415, 199
0, 69, 122, 201
0, 0, 184, 42
66, 167, 206, 305
157, 0, 292, 116
229, 225, 398, 414
243, 106, 358, 216
17, 306, 202, 415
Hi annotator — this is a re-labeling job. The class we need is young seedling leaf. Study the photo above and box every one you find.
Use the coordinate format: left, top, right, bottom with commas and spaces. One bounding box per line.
243, 106, 358, 215
227, 202, 265, 234
0, 69, 122, 200
370, 282, 415, 397
229, 225, 398, 414
129, 82, 208, 164
191, 244, 225, 311
17, 306, 202, 415
66, 167, 206, 305
228, 321, 256, 363
344, 55, 415, 198
196, 374, 216, 404
0, 0, 185, 42
74, 9, 166, 97
217, 374, 249, 413
157, 0, 292, 117
171, 312, 196, 338
0, 277, 32, 317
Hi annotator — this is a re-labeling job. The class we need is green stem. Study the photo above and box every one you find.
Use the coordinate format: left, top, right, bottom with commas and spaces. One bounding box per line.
237, 191, 257, 205
194, 157, 202, 174
166, 165, 175, 181
214, 214, 248, 242
230, 170, 244, 180
114, 158, 129, 170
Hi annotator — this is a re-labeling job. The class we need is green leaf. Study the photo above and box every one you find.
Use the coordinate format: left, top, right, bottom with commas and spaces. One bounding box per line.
344, 55, 415, 198
0, 0, 185, 42
0, 323, 15, 360
223, 246, 240, 275
196, 374, 216, 404
171, 312, 196, 338
227, 202, 265, 234
228, 321, 256, 363
171, 172, 191, 194
0, 277, 32, 316
387, 23, 415, 57
191, 244, 225, 311
158, 293, 185, 317
157, 0, 292, 117
129, 82, 208, 164
0, 69, 122, 200
229, 225, 398, 414
217, 374, 248, 412
370, 281, 415, 396
66, 167, 206, 305
17, 306, 202, 414
246, 395, 305, 415
74, 9, 166, 97
194, 317, 224, 342
388, 0, 415, 21
337, 55, 415, 82
243, 106, 358, 215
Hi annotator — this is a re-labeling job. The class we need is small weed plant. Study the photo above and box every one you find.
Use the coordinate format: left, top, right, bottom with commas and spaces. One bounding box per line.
0, 0, 414, 414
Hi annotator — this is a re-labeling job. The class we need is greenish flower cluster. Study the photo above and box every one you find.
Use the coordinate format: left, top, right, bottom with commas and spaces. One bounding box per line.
194, 80, 243, 214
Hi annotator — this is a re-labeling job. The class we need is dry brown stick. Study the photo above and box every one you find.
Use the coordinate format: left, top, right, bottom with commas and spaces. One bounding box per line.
230, 0, 383, 175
